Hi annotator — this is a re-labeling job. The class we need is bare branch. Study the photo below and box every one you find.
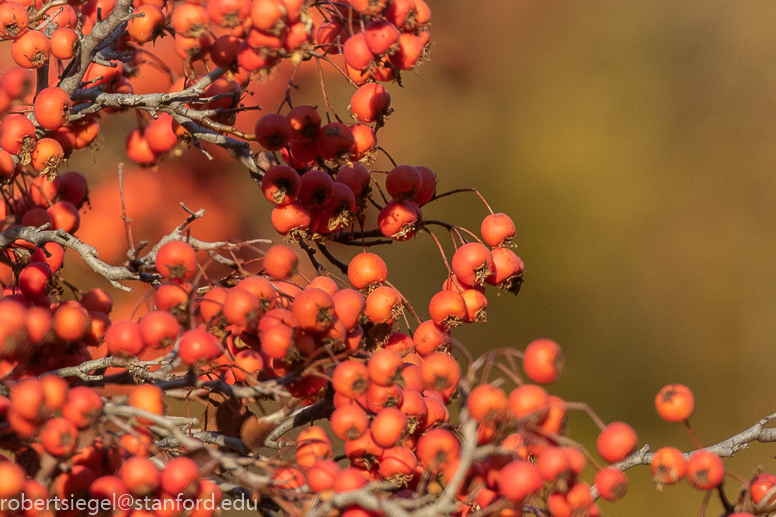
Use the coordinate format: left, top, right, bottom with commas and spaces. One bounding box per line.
155, 431, 251, 454
0, 226, 149, 291
591, 411, 776, 500
59, 0, 135, 95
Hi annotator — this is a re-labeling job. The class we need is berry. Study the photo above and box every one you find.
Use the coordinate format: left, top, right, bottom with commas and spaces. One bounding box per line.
523, 338, 564, 384
686, 450, 724, 490
654, 383, 695, 423
596, 422, 638, 464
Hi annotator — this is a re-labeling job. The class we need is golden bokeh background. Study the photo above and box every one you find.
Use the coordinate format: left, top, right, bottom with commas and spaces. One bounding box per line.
51, 0, 776, 515
388, 1, 776, 515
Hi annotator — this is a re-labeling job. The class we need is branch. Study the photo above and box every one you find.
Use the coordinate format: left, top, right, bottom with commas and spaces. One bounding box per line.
104, 401, 199, 427
59, 0, 135, 95
618, 411, 776, 470
264, 397, 334, 449
70, 67, 229, 111
170, 113, 261, 181
0, 217, 270, 292
155, 431, 251, 454
0, 226, 150, 291
41, 355, 171, 381
419, 418, 479, 517
68, 66, 261, 180
590, 411, 776, 499
328, 229, 386, 242
306, 488, 411, 517
315, 241, 348, 274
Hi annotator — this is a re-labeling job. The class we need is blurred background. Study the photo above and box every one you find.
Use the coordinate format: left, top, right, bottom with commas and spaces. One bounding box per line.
41, 0, 776, 514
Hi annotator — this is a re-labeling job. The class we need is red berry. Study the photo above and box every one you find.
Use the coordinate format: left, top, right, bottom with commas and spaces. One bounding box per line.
523, 338, 564, 384
686, 450, 724, 490
654, 384, 695, 423
255, 113, 293, 151
481, 213, 516, 247
596, 422, 638, 464
594, 468, 628, 501
498, 460, 543, 502
156, 241, 197, 282
650, 446, 687, 487
350, 83, 392, 124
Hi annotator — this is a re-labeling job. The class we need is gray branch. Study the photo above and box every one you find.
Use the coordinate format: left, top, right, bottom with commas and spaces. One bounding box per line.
169, 112, 260, 179
264, 397, 334, 449
0, 226, 148, 291
104, 401, 199, 427
1, 219, 269, 291
615, 411, 776, 471
59, 0, 135, 95
70, 67, 227, 111
590, 411, 776, 499
155, 431, 250, 454
67, 66, 262, 180
41, 355, 171, 381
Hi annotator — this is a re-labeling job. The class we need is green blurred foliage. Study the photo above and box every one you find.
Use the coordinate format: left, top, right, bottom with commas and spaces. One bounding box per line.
64, 1, 776, 514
